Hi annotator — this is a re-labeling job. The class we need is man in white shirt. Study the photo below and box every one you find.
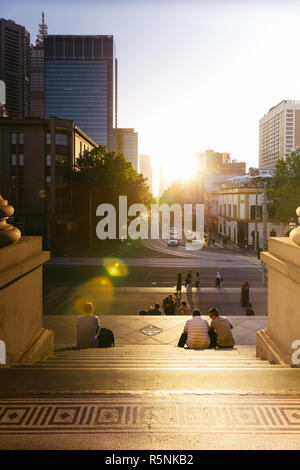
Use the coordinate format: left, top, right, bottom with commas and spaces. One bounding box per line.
178, 309, 210, 349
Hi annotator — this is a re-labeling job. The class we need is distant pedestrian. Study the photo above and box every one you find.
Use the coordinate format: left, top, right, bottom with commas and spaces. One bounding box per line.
246, 303, 255, 316
185, 272, 193, 306
164, 295, 176, 315
177, 301, 192, 315
215, 272, 223, 288
241, 281, 250, 307
148, 302, 162, 315
176, 272, 182, 296
195, 272, 200, 289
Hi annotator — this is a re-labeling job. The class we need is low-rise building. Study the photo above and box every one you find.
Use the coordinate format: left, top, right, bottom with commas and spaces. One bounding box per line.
0, 116, 97, 247
207, 175, 289, 249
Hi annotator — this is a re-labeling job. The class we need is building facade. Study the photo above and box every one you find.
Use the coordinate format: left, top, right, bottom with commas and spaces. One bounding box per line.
112, 128, 138, 170
139, 154, 152, 193
208, 178, 288, 249
30, 13, 48, 118
44, 35, 116, 148
0, 18, 31, 117
259, 100, 300, 168
0, 116, 97, 247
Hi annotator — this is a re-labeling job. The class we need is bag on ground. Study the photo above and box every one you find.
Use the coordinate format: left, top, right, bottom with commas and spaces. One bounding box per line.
98, 327, 114, 348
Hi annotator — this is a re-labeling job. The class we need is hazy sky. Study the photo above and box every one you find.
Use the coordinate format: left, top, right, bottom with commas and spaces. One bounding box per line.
2, 0, 300, 193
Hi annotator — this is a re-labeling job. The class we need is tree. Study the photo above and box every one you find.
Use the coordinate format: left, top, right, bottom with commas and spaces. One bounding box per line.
268, 152, 300, 222
72, 146, 155, 241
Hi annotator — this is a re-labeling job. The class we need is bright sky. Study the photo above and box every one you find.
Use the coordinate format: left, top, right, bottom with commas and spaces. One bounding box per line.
3, 0, 300, 195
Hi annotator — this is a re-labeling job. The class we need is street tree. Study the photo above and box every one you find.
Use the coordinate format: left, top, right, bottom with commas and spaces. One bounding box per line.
268, 152, 300, 223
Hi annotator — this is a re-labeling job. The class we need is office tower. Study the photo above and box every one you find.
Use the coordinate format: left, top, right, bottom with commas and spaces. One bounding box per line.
0, 18, 31, 117
259, 100, 300, 168
31, 12, 48, 118
44, 35, 116, 148
112, 128, 138, 170
0, 79, 7, 116
139, 154, 153, 193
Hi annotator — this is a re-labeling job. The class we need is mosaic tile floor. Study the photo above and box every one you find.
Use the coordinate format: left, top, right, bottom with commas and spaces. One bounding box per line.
1, 395, 299, 435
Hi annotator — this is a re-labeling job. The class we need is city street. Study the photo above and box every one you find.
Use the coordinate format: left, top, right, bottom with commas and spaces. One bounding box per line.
44, 243, 267, 316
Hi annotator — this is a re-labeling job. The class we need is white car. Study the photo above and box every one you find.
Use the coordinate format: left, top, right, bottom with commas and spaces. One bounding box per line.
167, 239, 179, 247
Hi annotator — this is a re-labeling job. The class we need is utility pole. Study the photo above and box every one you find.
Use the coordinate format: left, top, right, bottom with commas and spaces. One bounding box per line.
255, 186, 259, 255
262, 181, 268, 285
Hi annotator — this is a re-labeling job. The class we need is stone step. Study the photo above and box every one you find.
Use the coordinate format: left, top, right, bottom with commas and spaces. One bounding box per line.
1, 367, 299, 394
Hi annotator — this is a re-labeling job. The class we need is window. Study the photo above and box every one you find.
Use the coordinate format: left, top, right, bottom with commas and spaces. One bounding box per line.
250, 206, 262, 219
19, 133, 24, 144
18, 155, 24, 166
46, 176, 51, 184
46, 154, 51, 166
233, 205, 237, 219
55, 134, 69, 145
11, 133, 16, 144
11, 154, 17, 166
46, 133, 51, 144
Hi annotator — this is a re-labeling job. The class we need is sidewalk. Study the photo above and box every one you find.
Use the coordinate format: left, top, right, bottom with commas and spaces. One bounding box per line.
44, 286, 267, 316
44, 314, 268, 347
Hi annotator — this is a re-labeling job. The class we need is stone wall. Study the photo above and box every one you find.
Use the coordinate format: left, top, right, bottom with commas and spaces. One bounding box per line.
0, 237, 53, 365
257, 237, 300, 365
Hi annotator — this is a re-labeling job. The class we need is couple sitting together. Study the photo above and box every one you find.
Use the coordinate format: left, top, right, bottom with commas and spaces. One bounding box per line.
178, 307, 234, 349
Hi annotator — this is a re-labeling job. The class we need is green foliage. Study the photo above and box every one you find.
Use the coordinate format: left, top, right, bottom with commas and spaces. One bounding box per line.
73, 145, 154, 208
268, 152, 300, 222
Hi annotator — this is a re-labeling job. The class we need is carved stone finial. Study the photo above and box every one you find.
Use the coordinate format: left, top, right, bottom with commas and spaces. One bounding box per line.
0, 196, 21, 248
289, 207, 300, 246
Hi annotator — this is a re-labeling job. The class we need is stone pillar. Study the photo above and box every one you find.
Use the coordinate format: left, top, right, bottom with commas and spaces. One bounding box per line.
0, 236, 53, 366
256, 236, 300, 365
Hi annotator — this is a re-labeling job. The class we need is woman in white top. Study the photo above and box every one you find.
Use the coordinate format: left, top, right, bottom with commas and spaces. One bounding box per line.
77, 301, 101, 349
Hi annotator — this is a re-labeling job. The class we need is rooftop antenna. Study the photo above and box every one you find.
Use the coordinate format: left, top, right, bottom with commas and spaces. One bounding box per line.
36, 11, 48, 46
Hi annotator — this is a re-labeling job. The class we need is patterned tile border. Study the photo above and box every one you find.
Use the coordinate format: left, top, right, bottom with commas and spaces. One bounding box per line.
0, 398, 299, 434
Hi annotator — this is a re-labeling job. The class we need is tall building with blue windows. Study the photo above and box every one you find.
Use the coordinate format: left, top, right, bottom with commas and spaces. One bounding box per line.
44, 35, 116, 148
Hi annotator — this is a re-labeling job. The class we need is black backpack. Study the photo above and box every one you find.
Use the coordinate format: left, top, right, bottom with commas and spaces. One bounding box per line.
98, 328, 114, 348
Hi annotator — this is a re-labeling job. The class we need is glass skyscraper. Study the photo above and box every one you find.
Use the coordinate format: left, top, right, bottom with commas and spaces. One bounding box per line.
44, 35, 116, 148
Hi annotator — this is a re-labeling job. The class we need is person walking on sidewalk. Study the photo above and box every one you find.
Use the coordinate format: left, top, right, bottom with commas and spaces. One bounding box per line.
185, 271, 193, 307
241, 280, 250, 307
215, 272, 223, 288
176, 272, 182, 296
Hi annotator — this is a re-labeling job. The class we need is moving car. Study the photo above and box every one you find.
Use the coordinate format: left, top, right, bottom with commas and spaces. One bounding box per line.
167, 238, 179, 246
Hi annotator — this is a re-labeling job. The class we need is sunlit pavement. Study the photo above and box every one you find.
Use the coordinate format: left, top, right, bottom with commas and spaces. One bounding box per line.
43, 286, 267, 316
0, 393, 300, 450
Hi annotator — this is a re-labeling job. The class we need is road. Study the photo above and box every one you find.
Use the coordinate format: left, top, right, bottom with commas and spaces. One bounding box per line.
43, 241, 266, 315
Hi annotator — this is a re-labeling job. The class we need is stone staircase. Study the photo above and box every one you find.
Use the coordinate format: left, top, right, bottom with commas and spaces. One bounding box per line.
1, 345, 299, 394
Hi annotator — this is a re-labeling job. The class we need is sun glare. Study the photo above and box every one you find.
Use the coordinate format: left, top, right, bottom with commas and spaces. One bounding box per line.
167, 155, 198, 184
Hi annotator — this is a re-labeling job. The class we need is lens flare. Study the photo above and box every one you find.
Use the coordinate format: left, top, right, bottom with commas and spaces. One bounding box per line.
103, 258, 128, 277
74, 276, 113, 316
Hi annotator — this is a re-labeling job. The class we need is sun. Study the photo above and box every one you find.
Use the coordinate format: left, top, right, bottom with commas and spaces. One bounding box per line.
167, 155, 198, 183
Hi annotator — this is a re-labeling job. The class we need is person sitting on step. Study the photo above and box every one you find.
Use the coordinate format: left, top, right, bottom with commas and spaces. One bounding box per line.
148, 302, 162, 315
178, 309, 210, 349
76, 301, 100, 349
177, 300, 192, 315
208, 307, 235, 349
